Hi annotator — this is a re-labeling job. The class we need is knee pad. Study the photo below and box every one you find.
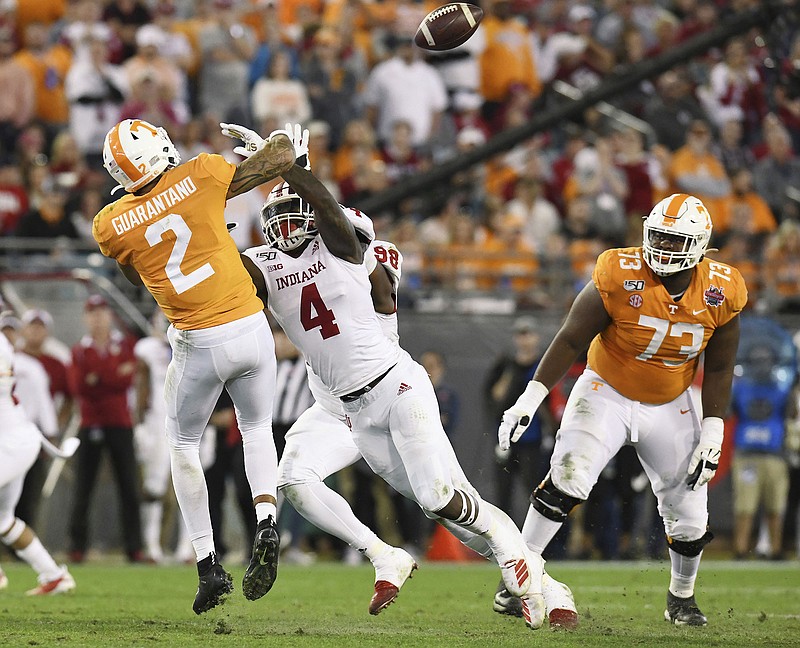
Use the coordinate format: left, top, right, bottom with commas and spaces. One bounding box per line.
0, 517, 25, 545
667, 530, 714, 557
530, 477, 583, 523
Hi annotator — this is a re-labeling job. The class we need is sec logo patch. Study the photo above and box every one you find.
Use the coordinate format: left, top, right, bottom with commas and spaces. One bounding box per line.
629, 294, 643, 308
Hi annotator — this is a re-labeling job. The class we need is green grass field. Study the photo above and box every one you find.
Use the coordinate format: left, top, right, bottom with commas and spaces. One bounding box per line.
1, 560, 798, 647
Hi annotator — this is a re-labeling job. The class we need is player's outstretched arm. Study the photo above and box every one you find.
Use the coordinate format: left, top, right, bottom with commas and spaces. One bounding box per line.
282, 164, 363, 264
498, 280, 610, 450
227, 134, 295, 199
533, 280, 611, 389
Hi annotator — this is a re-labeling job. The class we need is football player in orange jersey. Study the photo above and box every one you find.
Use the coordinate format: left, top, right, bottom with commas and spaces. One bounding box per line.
496, 193, 746, 627
92, 119, 297, 614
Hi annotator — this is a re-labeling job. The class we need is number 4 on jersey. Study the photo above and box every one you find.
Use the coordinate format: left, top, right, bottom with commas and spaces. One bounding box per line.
300, 283, 340, 339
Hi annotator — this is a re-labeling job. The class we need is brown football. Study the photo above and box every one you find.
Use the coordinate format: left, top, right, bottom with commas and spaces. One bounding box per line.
413, 3, 484, 52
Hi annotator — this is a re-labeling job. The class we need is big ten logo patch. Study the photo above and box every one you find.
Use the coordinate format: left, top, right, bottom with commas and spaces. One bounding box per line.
629, 294, 643, 308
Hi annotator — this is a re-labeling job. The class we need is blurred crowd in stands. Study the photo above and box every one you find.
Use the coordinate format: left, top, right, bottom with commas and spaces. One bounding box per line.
0, 0, 798, 312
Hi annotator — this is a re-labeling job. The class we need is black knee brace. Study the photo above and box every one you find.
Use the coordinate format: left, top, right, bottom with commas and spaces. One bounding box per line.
667, 530, 714, 557
530, 477, 583, 523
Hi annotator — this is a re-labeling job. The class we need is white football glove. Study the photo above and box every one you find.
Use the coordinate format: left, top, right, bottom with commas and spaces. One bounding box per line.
219, 122, 265, 158
274, 122, 310, 169
497, 380, 549, 452
687, 417, 724, 491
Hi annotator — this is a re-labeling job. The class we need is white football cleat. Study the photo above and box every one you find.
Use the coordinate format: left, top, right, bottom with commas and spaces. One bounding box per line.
369, 547, 418, 615
542, 572, 578, 630
26, 566, 76, 596
521, 591, 546, 630
486, 520, 536, 597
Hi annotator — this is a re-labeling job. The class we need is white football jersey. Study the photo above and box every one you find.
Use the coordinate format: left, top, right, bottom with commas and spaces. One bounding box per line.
303, 238, 404, 416
0, 334, 32, 426
134, 335, 171, 415
245, 237, 402, 397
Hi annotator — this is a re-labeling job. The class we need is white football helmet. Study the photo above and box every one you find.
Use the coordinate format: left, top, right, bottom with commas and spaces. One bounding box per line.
260, 182, 317, 251
103, 119, 180, 193
642, 193, 712, 276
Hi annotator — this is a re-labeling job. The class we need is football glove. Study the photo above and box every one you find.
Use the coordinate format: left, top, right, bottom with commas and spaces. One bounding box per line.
279, 122, 310, 169
687, 417, 724, 491
497, 380, 549, 452
219, 122, 265, 158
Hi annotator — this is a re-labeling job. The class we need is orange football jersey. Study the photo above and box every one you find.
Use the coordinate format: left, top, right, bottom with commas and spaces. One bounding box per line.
588, 247, 747, 404
92, 153, 264, 330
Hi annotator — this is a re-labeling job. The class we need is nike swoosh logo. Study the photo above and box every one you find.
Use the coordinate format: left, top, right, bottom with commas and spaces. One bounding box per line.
692, 309, 706, 315
259, 553, 272, 566
680, 409, 691, 414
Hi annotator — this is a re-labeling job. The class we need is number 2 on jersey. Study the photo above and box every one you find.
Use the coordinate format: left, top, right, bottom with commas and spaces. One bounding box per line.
145, 213, 215, 294
300, 283, 340, 339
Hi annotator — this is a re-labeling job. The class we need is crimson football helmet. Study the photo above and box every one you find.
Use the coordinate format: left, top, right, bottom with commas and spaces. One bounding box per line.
642, 193, 712, 276
103, 119, 180, 193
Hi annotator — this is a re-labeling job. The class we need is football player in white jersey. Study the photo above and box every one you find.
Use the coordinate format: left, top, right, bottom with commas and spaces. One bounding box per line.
231, 124, 547, 628
0, 311, 77, 595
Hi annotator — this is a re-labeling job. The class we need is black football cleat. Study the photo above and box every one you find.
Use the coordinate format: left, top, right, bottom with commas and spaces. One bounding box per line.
664, 591, 708, 626
242, 515, 280, 601
493, 578, 524, 618
193, 553, 233, 615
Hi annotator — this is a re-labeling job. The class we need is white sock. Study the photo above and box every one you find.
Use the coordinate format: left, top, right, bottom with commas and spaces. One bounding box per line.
668, 548, 701, 598
16, 537, 62, 583
451, 490, 491, 535
521, 505, 563, 554
283, 482, 381, 556
255, 501, 277, 523
240, 424, 278, 518
438, 519, 492, 558
169, 446, 215, 561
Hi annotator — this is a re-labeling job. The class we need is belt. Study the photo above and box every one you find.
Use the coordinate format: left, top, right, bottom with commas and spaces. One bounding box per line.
340, 365, 395, 403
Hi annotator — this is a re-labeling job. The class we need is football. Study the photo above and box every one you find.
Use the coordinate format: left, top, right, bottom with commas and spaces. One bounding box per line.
413, 3, 484, 52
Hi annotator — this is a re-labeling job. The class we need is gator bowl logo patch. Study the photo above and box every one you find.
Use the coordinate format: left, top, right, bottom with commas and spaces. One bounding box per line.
704, 284, 725, 307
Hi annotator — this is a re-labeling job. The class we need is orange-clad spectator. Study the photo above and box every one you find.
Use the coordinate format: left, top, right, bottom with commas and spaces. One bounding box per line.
321, 0, 396, 68
715, 169, 777, 240
13, 0, 66, 37
666, 119, 731, 219
479, 212, 539, 292
14, 22, 71, 128
331, 118, 381, 183
762, 221, 800, 310
713, 233, 761, 308
430, 212, 485, 291
479, 0, 541, 119
0, 28, 35, 153
244, 0, 324, 44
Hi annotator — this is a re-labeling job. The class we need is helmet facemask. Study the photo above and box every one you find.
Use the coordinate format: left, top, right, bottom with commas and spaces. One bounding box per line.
260, 183, 317, 251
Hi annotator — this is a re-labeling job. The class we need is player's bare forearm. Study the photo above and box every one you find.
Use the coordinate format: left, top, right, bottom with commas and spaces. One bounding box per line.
227, 134, 295, 199
282, 165, 363, 263
533, 281, 610, 390
700, 315, 740, 418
